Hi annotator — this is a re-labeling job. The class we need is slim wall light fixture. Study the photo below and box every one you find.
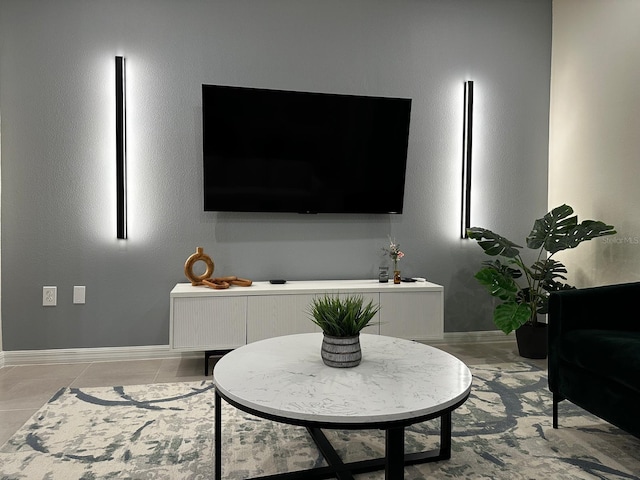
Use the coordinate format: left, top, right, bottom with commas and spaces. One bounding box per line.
461, 80, 474, 239
115, 56, 127, 239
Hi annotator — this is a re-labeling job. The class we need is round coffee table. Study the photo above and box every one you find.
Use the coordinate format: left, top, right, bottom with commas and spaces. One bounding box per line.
214, 333, 472, 479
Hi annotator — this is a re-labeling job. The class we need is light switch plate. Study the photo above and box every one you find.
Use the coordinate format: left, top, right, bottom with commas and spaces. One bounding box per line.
73, 286, 86, 304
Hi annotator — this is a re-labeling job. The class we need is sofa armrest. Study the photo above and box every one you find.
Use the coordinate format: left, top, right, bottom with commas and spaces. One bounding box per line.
548, 282, 640, 394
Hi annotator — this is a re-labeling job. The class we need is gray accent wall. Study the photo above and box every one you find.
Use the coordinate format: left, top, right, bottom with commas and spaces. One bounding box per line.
0, 0, 552, 350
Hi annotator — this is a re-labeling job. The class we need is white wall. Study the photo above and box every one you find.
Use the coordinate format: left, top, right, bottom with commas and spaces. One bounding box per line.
549, 0, 640, 286
0, 0, 551, 350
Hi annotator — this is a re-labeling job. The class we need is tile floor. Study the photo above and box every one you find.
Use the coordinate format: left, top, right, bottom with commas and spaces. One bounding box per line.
0, 339, 546, 446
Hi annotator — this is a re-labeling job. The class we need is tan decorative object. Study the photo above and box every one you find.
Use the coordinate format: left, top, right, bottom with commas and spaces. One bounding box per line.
184, 247, 253, 289
184, 247, 215, 286
230, 277, 253, 287
202, 276, 253, 289
202, 278, 230, 289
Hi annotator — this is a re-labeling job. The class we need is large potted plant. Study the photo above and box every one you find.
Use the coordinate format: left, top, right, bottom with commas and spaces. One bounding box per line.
307, 294, 379, 368
467, 204, 615, 358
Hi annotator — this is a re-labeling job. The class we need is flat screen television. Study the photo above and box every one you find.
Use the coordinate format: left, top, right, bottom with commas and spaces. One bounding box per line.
202, 84, 411, 214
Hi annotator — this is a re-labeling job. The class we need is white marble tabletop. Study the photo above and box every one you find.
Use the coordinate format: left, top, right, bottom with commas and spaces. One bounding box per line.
213, 333, 472, 425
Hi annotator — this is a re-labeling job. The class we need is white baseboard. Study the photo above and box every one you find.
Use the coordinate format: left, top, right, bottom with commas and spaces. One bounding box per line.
1, 344, 198, 367
0, 331, 512, 367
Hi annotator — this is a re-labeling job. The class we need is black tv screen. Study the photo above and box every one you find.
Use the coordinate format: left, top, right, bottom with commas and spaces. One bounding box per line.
202, 85, 411, 214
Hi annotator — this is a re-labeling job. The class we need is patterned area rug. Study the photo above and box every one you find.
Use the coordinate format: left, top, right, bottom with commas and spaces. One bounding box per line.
1, 363, 638, 479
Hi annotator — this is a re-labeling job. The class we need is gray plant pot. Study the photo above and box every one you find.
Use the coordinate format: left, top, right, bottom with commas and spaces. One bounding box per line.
321, 334, 362, 368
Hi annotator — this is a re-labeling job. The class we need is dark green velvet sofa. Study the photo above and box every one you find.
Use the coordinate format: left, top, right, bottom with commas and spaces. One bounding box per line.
548, 282, 640, 439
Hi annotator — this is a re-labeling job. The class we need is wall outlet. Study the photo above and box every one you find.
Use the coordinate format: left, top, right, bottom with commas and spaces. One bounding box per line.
43, 286, 57, 306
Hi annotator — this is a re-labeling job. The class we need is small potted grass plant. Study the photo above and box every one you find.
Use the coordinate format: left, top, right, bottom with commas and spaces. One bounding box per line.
307, 294, 379, 368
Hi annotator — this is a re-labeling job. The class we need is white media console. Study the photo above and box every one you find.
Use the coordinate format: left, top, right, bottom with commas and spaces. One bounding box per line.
169, 279, 444, 356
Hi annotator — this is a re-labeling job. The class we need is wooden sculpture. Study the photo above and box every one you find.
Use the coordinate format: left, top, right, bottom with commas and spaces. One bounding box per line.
184, 247, 252, 289
184, 247, 215, 286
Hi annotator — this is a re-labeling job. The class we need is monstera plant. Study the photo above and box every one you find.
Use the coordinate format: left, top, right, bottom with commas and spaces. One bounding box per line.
467, 205, 615, 339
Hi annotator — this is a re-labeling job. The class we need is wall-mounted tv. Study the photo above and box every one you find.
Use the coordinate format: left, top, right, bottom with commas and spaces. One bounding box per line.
202, 84, 412, 214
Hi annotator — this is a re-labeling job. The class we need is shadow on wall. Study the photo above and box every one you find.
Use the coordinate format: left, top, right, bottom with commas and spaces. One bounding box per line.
445, 263, 496, 333
204, 211, 395, 244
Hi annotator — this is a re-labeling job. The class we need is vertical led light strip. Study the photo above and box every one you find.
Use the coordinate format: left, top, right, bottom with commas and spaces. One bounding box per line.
115, 56, 127, 239
461, 80, 474, 239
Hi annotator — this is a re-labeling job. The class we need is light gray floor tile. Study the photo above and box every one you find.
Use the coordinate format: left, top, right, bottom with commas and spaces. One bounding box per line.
0, 377, 68, 410
69, 373, 159, 389
154, 357, 210, 383
79, 359, 163, 376
0, 363, 90, 381
0, 409, 38, 446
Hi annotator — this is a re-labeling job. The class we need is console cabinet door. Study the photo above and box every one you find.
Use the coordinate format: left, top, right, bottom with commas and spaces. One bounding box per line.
171, 296, 247, 350
246, 292, 380, 343
247, 294, 319, 343
379, 291, 443, 340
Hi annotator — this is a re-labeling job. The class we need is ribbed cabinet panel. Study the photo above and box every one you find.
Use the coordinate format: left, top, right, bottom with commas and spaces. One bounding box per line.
247, 292, 381, 343
172, 296, 246, 349
379, 291, 443, 340
247, 294, 319, 343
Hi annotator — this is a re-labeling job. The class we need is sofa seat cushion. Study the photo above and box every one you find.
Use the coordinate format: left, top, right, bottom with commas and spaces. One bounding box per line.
560, 329, 640, 394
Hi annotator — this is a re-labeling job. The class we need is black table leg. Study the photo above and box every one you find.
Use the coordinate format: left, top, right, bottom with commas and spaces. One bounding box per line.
439, 412, 452, 459
215, 389, 222, 480
306, 428, 355, 480
385, 426, 405, 479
